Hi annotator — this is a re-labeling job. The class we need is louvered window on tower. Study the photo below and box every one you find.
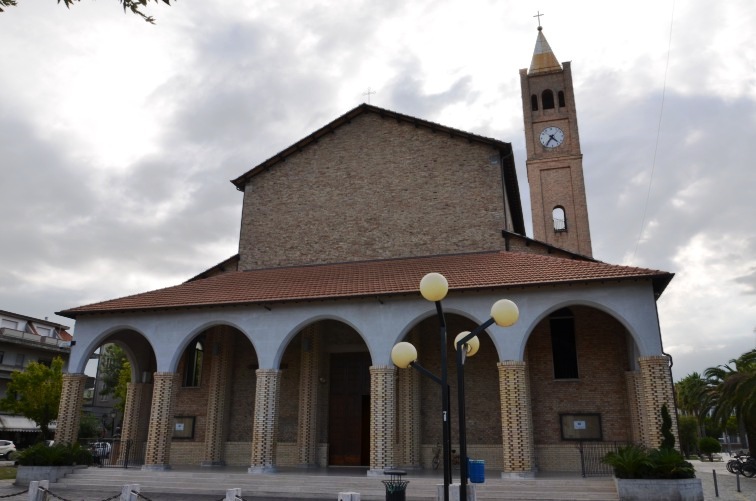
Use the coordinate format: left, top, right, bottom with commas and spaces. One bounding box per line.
553, 206, 567, 232
542, 89, 555, 109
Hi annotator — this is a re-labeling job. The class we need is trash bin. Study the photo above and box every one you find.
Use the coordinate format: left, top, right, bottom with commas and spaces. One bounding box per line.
382, 469, 409, 501
468, 459, 485, 483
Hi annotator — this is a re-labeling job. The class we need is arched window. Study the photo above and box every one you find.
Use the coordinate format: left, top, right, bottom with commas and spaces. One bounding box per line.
553, 206, 567, 232
183, 338, 204, 387
542, 89, 555, 109
558, 91, 566, 108
550, 308, 578, 379
531, 94, 539, 111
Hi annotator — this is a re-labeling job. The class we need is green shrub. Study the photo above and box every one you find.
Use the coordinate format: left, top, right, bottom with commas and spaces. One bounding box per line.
648, 448, 695, 479
16, 442, 93, 467
603, 445, 696, 479
698, 436, 722, 461
603, 445, 652, 479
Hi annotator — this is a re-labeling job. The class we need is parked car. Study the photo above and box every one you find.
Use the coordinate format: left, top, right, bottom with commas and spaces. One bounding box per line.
90, 442, 111, 459
0, 440, 16, 459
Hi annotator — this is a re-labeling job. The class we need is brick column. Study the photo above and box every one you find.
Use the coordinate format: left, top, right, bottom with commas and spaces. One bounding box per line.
119, 382, 146, 464
625, 371, 643, 444
296, 329, 319, 467
638, 356, 678, 449
396, 364, 421, 468
249, 369, 281, 473
55, 373, 87, 445
368, 365, 396, 476
143, 372, 179, 470
203, 332, 233, 466
498, 361, 535, 477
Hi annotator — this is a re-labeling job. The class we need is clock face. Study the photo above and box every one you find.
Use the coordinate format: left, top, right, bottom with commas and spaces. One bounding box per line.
539, 126, 565, 148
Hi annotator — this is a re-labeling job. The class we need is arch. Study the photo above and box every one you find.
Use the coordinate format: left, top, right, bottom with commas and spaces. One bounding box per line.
272, 314, 369, 369
552, 206, 567, 232
542, 89, 555, 110
516, 300, 643, 361
530, 94, 539, 111
167, 319, 253, 373
72, 325, 155, 376
558, 90, 566, 108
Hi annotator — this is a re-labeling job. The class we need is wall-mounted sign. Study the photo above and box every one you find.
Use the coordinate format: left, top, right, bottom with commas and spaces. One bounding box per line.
560, 413, 602, 441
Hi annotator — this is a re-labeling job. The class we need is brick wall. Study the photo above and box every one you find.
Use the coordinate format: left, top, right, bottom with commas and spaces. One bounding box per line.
526, 306, 632, 445
238, 112, 509, 270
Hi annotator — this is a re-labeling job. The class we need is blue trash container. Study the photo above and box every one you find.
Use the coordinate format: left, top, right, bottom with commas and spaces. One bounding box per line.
468, 459, 485, 483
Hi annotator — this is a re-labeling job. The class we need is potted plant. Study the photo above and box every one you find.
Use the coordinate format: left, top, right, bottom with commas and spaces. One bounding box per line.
14, 442, 93, 486
602, 405, 703, 501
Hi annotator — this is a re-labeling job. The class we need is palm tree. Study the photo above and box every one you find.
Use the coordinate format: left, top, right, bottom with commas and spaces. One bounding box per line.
675, 372, 712, 437
704, 349, 756, 455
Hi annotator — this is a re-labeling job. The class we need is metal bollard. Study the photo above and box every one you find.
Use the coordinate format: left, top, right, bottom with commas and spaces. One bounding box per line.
28, 480, 49, 501
338, 493, 360, 501
121, 483, 140, 501
736, 472, 741, 492
712, 469, 718, 498
226, 487, 242, 500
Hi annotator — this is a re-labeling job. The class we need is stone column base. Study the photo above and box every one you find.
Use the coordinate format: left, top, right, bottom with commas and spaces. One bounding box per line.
436, 483, 476, 501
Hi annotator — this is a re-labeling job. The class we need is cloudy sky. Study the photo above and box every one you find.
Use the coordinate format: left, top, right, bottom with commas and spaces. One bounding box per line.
1, 0, 754, 380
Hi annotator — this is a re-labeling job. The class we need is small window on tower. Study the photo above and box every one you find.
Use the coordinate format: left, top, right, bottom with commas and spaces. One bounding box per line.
558, 91, 566, 108
531, 94, 539, 111
553, 206, 567, 232
542, 90, 555, 109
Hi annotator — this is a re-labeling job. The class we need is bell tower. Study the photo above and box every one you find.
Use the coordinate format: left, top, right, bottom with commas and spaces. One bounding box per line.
520, 25, 593, 257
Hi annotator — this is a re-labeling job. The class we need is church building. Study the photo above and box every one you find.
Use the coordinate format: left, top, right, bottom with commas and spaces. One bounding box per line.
55, 27, 677, 477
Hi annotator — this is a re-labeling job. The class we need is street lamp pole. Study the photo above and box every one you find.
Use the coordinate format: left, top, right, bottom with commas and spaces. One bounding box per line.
454, 299, 518, 501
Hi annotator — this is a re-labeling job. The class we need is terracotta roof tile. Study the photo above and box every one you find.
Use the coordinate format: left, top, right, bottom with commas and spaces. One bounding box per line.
57, 251, 673, 318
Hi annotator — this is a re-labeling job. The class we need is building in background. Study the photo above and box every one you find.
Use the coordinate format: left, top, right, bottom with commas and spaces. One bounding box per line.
0, 310, 71, 446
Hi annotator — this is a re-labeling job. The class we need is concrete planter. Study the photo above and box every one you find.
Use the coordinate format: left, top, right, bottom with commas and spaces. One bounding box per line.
14, 465, 82, 486
615, 478, 703, 501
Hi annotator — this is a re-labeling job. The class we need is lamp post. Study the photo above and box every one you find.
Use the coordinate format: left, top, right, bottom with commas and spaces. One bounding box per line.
391, 272, 453, 501
454, 299, 519, 501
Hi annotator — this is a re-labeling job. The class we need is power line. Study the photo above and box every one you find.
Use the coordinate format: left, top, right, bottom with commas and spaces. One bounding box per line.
631, 0, 676, 265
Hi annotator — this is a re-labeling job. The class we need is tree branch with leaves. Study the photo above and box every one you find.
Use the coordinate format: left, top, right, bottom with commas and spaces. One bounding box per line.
0, 0, 172, 23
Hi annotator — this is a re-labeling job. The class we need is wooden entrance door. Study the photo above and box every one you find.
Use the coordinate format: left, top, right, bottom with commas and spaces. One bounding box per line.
328, 352, 371, 466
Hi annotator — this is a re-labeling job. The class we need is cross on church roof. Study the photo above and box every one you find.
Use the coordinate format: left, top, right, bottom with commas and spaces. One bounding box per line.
363, 87, 376, 104
533, 10, 544, 30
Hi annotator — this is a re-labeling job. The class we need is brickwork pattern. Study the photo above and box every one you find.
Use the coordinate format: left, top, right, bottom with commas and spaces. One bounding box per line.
55, 373, 87, 445
498, 361, 534, 473
369, 365, 396, 470
119, 382, 146, 463
526, 307, 633, 445
296, 328, 320, 466
520, 63, 592, 257
227, 337, 257, 442
249, 369, 281, 470
396, 361, 421, 467
638, 356, 678, 449
203, 329, 233, 464
238, 112, 509, 270
625, 371, 643, 444
144, 372, 179, 468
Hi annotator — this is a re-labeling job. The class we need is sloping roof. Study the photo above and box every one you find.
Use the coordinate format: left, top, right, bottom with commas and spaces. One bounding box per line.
529, 27, 562, 75
230, 103, 526, 235
57, 251, 673, 319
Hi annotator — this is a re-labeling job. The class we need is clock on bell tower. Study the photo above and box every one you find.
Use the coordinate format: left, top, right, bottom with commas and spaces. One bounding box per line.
520, 24, 593, 257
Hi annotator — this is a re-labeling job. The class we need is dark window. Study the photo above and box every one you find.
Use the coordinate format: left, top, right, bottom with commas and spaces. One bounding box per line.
531, 94, 539, 111
550, 308, 578, 379
0, 352, 4, 364
542, 90, 555, 109
38, 359, 52, 367
553, 206, 567, 232
558, 91, 566, 108
183, 339, 204, 387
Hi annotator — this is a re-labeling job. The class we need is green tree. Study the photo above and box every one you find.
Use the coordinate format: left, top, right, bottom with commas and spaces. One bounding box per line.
113, 359, 131, 414
0, 357, 63, 440
675, 372, 712, 437
698, 436, 721, 462
78, 412, 103, 439
660, 404, 675, 449
677, 415, 699, 458
0, 0, 171, 23
704, 349, 756, 455
99, 344, 127, 398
